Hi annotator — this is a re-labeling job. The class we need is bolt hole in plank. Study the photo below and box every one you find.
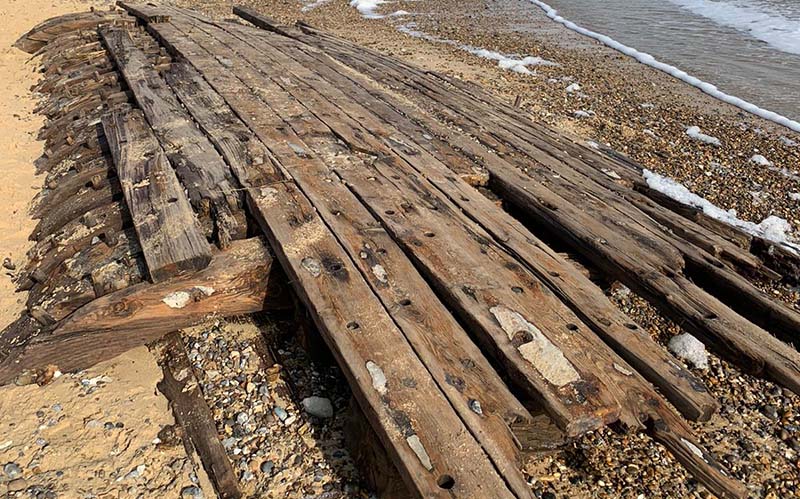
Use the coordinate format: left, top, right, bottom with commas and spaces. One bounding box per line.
566, 323, 579, 331
424, 231, 435, 238
511, 286, 524, 294
437, 475, 455, 490
385, 209, 395, 215
705, 313, 719, 320
625, 323, 639, 330
399, 298, 412, 306
346, 321, 360, 331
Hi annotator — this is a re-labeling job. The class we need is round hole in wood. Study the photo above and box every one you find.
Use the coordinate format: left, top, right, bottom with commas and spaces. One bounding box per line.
327, 263, 343, 273
511, 286, 524, 294
437, 475, 455, 490
566, 323, 579, 331
376, 248, 387, 255
385, 210, 396, 215
424, 231, 435, 238
704, 313, 718, 320
167, 197, 178, 203
399, 298, 412, 306
549, 271, 560, 277
346, 322, 360, 331
624, 323, 638, 330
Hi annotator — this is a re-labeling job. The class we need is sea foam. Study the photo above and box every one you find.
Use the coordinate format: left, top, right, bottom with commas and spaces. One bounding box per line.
528, 0, 800, 133
667, 0, 800, 56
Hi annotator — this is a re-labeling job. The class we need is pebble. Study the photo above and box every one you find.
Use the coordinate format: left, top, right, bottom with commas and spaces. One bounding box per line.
180, 485, 203, 498
302, 396, 333, 418
274, 406, 288, 421
6, 478, 27, 492
3, 462, 22, 479
2, 258, 15, 271
124, 464, 146, 480
260, 460, 274, 475
236, 412, 249, 425
763, 405, 780, 421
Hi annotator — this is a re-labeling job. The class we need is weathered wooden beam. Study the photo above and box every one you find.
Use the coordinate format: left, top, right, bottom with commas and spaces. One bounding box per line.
124, 11, 523, 496
0, 237, 276, 385
231, 5, 292, 37
102, 108, 212, 283
164, 6, 621, 438
31, 177, 121, 241
100, 27, 247, 247
115, 0, 171, 23
237, 23, 717, 423
186, 13, 744, 497
288, 22, 800, 396
162, 58, 534, 497
14, 10, 134, 54
156, 332, 241, 499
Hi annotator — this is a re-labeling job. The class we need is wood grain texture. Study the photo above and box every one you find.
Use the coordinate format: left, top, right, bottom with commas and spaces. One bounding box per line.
156, 332, 241, 498
0, 237, 274, 385
162, 54, 533, 497
102, 108, 212, 282
100, 27, 246, 247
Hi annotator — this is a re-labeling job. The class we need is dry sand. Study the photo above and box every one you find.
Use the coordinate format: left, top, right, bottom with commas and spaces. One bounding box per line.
0, 0, 109, 329
0, 346, 216, 497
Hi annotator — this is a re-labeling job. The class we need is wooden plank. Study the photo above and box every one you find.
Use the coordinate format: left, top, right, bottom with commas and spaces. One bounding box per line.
102, 108, 212, 282
248, 181, 517, 498
162, 60, 534, 498
32, 157, 114, 219
31, 177, 121, 241
235, 23, 717, 423
100, 28, 246, 247
156, 9, 621, 436
287, 23, 800, 396
20, 204, 130, 291
120, 13, 523, 498
175, 13, 744, 497
156, 332, 241, 499
0, 237, 275, 385
114, 0, 171, 23
14, 10, 133, 53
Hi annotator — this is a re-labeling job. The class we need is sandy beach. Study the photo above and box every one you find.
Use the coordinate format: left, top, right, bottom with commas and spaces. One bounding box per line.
1, 0, 799, 497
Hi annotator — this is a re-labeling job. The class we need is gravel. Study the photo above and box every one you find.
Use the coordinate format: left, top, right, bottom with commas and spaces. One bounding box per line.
179, 317, 365, 497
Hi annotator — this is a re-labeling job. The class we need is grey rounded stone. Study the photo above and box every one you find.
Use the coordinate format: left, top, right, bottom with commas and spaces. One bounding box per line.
302, 396, 333, 418
3, 462, 21, 479
180, 485, 203, 498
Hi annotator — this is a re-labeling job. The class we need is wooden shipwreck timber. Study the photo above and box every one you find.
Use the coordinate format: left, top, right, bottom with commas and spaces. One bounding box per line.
4, 3, 800, 497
